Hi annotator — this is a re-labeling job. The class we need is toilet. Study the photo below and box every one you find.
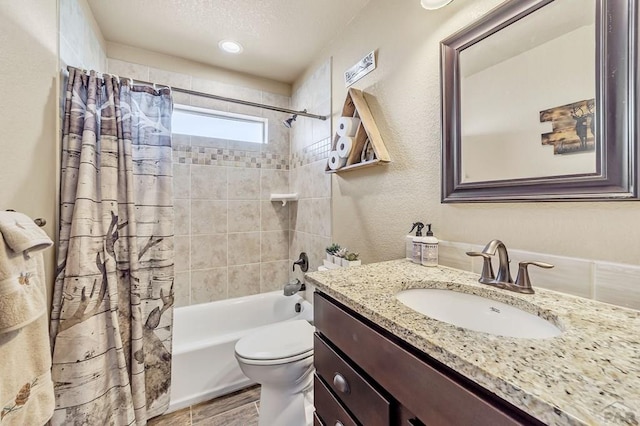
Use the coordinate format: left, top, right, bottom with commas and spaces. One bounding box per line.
235, 319, 315, 426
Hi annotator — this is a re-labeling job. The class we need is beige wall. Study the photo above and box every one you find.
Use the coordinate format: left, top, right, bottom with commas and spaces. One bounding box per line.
108, 43, 290, 97
59, 0, 107, 71
297, 0, 640, 268
0, 1, 59, 303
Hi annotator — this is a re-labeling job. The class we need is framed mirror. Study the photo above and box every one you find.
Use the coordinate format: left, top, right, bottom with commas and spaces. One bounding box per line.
441, 0, 638, 202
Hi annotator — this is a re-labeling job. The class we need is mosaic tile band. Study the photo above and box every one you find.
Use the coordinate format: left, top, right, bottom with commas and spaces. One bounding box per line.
172, 137, 332, 170
291, 138, 332, 169
172, 144, 289, 170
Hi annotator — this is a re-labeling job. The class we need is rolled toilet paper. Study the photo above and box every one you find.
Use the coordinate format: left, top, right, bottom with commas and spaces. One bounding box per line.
336, 117, 361, 137
328, 150, 347, 170
337, 136, 354, 158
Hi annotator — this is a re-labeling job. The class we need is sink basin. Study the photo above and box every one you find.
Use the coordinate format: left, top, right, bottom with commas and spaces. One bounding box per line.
396, 289, 561, 339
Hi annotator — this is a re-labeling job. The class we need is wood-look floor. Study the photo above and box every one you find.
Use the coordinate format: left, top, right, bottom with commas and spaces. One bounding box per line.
149, 385, 260, 426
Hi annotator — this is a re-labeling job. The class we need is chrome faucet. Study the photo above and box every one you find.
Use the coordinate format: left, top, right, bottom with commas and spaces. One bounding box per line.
283, 278, 306, 296
467, 240, 553, 294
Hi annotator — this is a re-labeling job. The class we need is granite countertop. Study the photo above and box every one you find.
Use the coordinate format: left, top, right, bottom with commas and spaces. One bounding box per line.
305, 260, 640, 426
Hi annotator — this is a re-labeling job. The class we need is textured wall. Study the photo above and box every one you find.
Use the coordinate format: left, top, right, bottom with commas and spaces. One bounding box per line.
0, 0, 58, 303
297, 0, 640, 269
59, 0, 107, 71
107, 43, 291, 97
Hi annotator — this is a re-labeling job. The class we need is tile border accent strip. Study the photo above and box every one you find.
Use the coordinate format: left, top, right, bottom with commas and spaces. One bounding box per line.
173, 143, 289, 169
291, 137, 332, 169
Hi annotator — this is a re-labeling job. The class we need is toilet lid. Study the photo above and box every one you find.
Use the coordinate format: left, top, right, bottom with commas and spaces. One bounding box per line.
235, 320, 314, 360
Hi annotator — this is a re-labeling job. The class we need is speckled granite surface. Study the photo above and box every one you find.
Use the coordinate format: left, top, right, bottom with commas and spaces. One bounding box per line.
305, 260, 640, 426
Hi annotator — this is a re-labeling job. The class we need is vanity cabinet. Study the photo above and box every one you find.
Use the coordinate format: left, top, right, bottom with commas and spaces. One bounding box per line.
313, 291, 544, 426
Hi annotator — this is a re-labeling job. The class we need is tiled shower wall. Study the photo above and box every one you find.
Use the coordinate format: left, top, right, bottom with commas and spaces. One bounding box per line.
289, 60, 333, 285
108, 59, 292, 307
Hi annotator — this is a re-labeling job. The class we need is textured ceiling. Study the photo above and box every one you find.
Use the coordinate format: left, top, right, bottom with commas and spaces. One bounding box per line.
87, 0, 370, 84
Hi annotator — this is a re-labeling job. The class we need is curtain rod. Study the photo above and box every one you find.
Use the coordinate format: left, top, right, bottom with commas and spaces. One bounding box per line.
158, 83, 328, 121
68, 66, 327, 121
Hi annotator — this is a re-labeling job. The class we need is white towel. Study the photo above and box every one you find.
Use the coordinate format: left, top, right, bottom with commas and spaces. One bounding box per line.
0, 212, 52, 333
0, 211, 52, 255
0, 211, 55, 425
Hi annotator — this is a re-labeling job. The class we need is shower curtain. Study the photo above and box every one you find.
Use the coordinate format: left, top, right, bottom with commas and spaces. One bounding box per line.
49, 67, 174, 425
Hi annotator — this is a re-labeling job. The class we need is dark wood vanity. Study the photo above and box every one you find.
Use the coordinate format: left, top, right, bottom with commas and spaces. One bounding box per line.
313, 291, 545, 426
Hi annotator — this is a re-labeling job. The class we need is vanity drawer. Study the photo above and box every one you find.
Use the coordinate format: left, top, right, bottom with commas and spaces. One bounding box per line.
314, 374, 358, 426
315, 334, 390, 426
314, 292, 541, 426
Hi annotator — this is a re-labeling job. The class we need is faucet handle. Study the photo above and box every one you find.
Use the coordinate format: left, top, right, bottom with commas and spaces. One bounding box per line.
513, 261, 554, 294
466, 252, 495, 284
293, 252, 309, 272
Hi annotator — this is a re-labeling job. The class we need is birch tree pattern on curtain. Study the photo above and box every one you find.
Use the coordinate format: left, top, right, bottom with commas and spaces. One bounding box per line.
49, 67, 174, 425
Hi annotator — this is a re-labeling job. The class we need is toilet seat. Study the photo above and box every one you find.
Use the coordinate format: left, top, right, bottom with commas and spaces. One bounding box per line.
235, 320, 314, 366
235, 350, 313, 366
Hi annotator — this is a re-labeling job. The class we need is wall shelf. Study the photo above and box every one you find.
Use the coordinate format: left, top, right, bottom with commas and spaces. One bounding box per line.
270, 193, 298, 206
325, 159, 384, 174
326, 88, 390, 174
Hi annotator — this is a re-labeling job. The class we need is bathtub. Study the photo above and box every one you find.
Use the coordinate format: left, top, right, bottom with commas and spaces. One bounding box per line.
168, 290, 313, 412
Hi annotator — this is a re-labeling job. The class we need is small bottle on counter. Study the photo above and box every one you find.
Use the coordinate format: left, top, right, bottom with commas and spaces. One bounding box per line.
408, 222, 425, 264
406, 235, 413, 260
421, 224, 438, 267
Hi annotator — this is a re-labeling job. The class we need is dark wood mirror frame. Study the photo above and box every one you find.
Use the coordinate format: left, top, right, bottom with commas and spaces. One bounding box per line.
441, 0, 638, 202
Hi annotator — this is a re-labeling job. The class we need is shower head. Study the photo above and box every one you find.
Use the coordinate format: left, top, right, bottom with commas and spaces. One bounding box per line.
282, 109, 307, 128
282, 114, 298, 128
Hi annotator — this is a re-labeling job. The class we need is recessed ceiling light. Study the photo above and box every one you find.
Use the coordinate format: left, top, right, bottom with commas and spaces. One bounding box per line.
420, 0, 454, 10
219, 40, 243, 54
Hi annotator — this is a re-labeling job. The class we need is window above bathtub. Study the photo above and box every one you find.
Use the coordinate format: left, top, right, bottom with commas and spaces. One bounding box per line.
172, 104, 268, 144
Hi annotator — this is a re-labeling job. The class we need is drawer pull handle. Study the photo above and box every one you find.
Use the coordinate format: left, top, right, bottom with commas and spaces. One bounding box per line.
335, 422, 344, 426
333, 373, 350, 394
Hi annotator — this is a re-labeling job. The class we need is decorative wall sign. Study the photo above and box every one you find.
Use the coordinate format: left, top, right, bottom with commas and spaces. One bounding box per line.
540, 98, 595, 155
344, 50, 376, 87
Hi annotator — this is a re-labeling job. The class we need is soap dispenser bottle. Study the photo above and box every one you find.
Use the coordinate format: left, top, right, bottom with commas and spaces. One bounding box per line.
408, 222, 425, 264
421, 224, 439, 267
